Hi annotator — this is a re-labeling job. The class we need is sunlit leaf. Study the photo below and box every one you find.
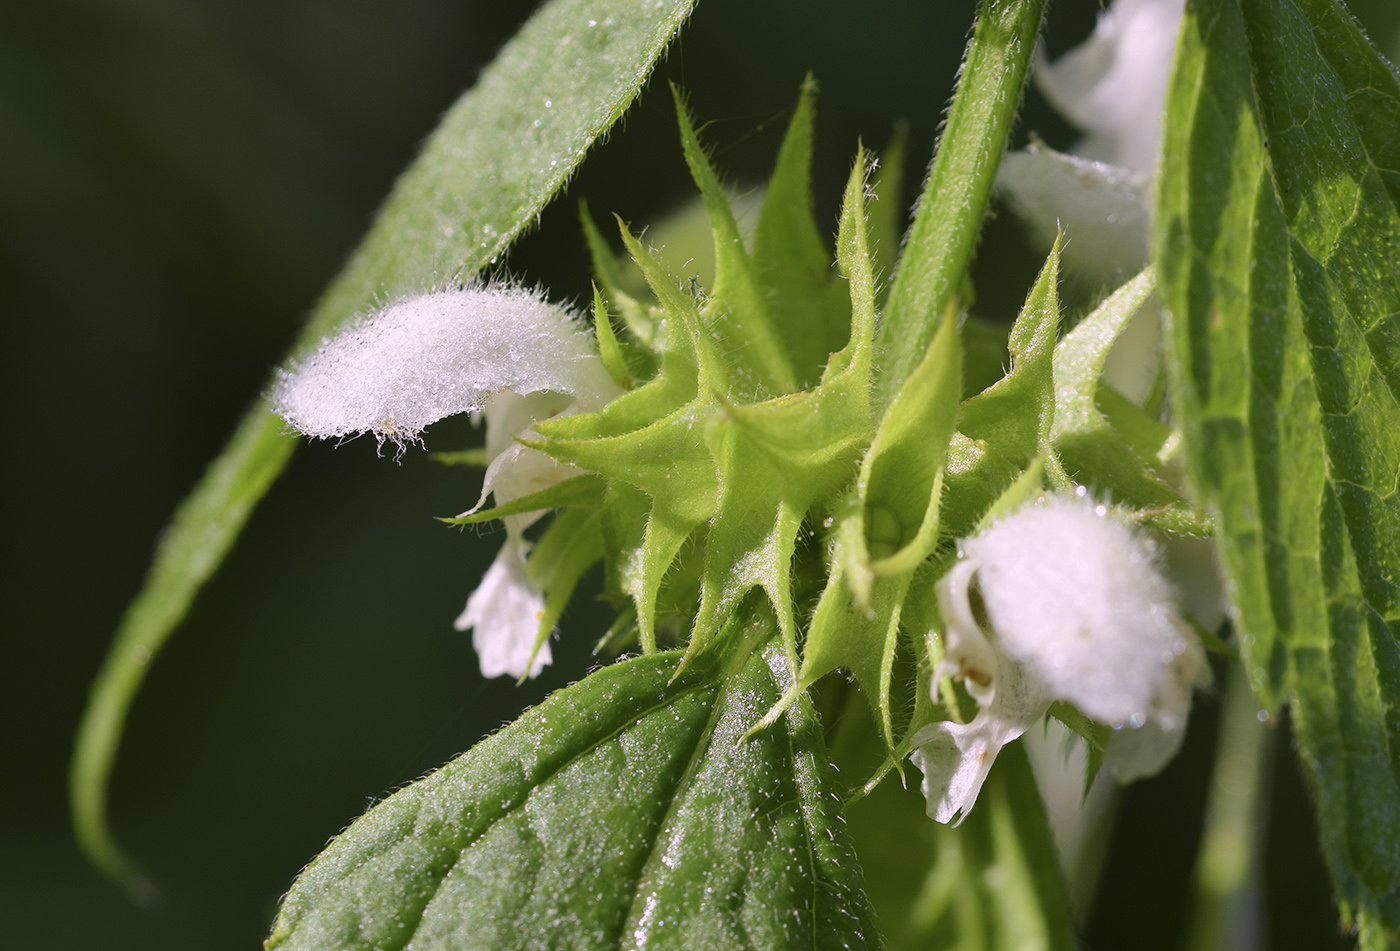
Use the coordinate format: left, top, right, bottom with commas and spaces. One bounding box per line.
1158, 0, 1400, 938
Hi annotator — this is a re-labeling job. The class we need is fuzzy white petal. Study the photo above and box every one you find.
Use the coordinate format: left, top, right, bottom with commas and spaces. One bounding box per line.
272, 286, 619, 447
967, 496, 1202, 730
454, 539, 550, 680
1037, 0, 1186, 173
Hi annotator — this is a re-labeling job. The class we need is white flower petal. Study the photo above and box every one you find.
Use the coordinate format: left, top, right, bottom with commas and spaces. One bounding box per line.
454, 539, 551, 680
1037, 0, 1186, 173
462, 390, 591, 536
911, 661, 1051, 825
915, 494, 1204, 824
271, 285, 619, 447
911, 561, 1052, 824
996, 145, 1151, 280
1104, 717, 1188, 782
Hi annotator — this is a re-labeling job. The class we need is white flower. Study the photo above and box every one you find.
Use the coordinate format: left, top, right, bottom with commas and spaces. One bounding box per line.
1036, 0, 1185, 174
272, 285, 624, 679
996, 0, 1185, 282
910, 494, 1204, 824
997, 145, 1151, 282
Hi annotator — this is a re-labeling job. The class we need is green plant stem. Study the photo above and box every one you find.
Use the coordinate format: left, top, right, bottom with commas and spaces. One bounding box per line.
875, 0, 1047, 409
1185, 662, 1273, 951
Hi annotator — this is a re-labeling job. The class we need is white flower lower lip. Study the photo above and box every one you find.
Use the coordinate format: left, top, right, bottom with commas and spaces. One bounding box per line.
454, 537, 551, 680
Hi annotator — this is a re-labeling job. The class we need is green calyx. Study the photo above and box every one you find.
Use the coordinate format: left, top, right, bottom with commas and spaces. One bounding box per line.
479, 81, 1206, 762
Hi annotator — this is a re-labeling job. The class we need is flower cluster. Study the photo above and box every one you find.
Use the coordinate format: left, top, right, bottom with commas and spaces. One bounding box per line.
272, 47, 1208, 826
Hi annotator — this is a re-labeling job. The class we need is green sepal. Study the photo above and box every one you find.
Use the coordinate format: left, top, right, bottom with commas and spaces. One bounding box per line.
869, 123, 908, 301
591, 284, 634, 390
671, 85, 798, 395
958, 236, 1061, 460
1048, 701, 1112, 798
1095, 384, 1178, 467
685, 151, 880, 669
580, 199, 660, 356
1050, 267, 1208, 534
534, 229, 729, 651
520, 505, 606, 680
437, 474, 606, 526
430, 448, 490, 468
751, 76, 850, 388
975, 456, 1050, 529
783, 308, 960, 751
798, 554, 914, 756
940, 244, 1061, 538
860, 307, 961, 569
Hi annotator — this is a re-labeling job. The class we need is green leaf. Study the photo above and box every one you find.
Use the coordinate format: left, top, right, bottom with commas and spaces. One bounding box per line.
266, 643, 880, 951
70, 0, 699, 894
1158, 0, 1400, 938
875, 0, 1048, 408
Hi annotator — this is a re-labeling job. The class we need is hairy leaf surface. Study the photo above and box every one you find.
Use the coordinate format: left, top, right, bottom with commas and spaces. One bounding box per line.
1158, 0, 1400, 938
267, 646, 879, 951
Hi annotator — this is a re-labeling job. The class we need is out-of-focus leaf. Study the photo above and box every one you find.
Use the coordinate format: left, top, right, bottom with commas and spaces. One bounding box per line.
71, 0, 698, 894
266, 644, 880, 951
1158, 0, 1400, 939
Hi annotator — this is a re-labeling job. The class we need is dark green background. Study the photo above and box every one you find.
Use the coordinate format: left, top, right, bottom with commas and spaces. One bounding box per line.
3, 1, 1397, 948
